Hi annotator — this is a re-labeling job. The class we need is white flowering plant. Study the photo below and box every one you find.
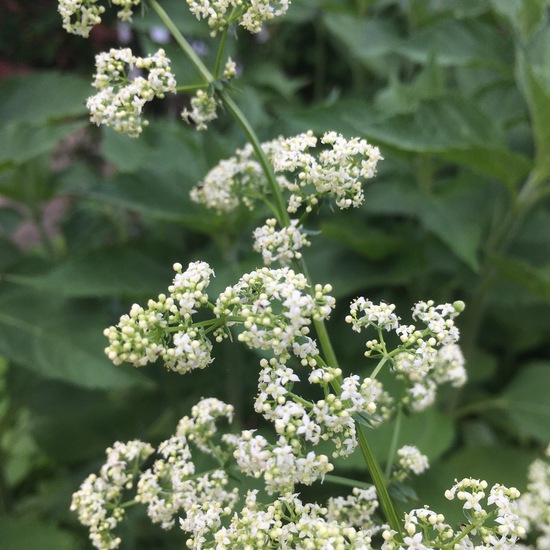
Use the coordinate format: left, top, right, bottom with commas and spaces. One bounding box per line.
0, 0, 540, 549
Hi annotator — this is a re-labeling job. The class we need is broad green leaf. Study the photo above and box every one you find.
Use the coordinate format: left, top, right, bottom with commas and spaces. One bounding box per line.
101, 119, 205, 179
354, 97, 531, 187
398, 19, 509, 70
490, 0, 548, 40
8, 246, 171, 298
364, 178, 489, 271
321, 216, 402, 261
323, 14, 400, 62
0, 517, 78, 550
0, 72, 90, 126
0, 121, 86, 168
498, 362, 550, 442
489, 254, 550, 303
0, 287, 152, 389
375, 60, 445, 116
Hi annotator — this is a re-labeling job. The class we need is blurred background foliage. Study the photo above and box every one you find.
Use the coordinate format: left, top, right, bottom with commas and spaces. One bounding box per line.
1, 0, 550, 547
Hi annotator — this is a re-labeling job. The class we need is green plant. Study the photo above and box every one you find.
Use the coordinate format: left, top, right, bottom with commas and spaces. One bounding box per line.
1, 1, 550, 548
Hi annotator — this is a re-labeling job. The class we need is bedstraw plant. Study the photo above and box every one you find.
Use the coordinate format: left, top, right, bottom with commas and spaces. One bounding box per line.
54, 1, 550, 549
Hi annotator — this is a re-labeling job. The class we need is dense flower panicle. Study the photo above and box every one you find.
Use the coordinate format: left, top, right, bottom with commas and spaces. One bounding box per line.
382, 507, 454, 550
255, 356, 392, 460
176, 398, 234, 456
383, 479, 523, 549
190, 131, 382, 215
233, 431, 334, 494
59, 0, 140, 37
516, 444, 550, 549
346, 298, 400, 332
186, 0, 290, 36
346, 298, 466, 412
181, 89, 219, 131
103, 261, 214, 373
70, 441, 155, 550
214, 266, 335, 358
212, 490, 376, 548
87, 48, 176, 137
396, 445, 429, 478
326, 486, 381, 532
189, 145, 266, 212
137, 436, 238, 531
272, 131, 383, 211
253, 218, 311, 265
445, 478, 525, 546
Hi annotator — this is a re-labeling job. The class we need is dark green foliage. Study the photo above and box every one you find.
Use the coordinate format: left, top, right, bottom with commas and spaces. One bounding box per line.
1, 0, 549, 547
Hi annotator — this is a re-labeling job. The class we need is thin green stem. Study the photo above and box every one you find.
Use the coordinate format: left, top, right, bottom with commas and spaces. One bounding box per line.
385, 405, 403, 478
148, 2, 403, 536
218, 90, 290, 227
148, 0, 212, 83
357, 428, 402, 534
214, 27, 229, 78
323, 474, 374, 490
370, 354, 390, 380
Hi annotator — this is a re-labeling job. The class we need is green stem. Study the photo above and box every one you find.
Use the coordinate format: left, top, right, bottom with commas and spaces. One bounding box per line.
214, 27, 229, 78
385, 405, 403, 478
218, 90, 290, 227
323, 474, 374, 490
147, 0, 211, 83
371, 354, 390, 380
357, 428, 402, 534
150, 2, 402, 536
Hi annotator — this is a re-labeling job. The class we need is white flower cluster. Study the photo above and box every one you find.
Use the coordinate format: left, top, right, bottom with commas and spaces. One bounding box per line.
70, 440, 155, 550
72, 399, 239, 549
103, 261, 215, 374
190, 131, 382, 214
186, 0, 290, 36
211, 490, 377, 548
87, 48, 176, 137
516, 444, 550, 549
254, 358, 392, 461
59, 0, 140, 37
214, 266, 335, 359
181, 59, 237, 131
445, 478, 525, 546
272, 130, 383, 211
233, 430, 334, 494
253, 218, 310, 265
182, 89, 219, 131
137, 438, 237, 534
396, 444, 429, 478
382, 479, 524, 549
326, 486, 381, 532
346, 298, 467, 411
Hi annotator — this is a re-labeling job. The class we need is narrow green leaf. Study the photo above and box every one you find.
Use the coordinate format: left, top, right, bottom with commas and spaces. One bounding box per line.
516, 44, 550, 177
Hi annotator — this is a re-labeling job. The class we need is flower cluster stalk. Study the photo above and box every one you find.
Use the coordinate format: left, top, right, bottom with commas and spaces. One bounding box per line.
147, 0, 402, 535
